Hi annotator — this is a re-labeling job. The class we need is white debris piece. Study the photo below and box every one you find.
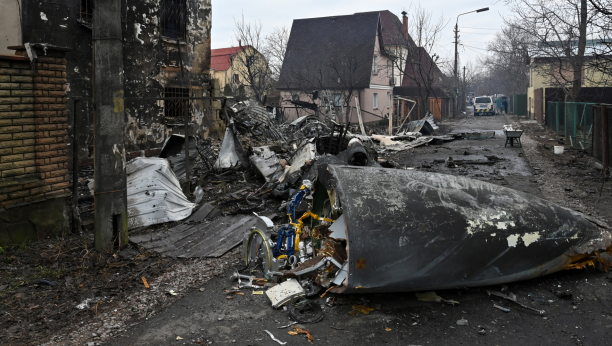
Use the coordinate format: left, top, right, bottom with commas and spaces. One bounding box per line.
126, 157, 195, 230
265, 279, 305, 308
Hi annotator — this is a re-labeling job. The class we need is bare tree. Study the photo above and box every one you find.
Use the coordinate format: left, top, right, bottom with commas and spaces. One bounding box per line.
481, 25, 531, 96
262, 26, 290, 84
232, 15, 272, 103
505, 0, 606, 101
588, 0, 612, 77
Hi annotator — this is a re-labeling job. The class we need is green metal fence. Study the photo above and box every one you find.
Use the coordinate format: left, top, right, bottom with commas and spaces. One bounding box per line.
509, 94, 527, 116
546, 102, 595, 149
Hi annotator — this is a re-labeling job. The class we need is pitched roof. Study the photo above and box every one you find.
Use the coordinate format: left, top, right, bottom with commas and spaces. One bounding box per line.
401, 47, 450, 89
394, 86, 450, 99
360, 10, 416, 48
210, 46, 247, 71
277, 12, 381, 90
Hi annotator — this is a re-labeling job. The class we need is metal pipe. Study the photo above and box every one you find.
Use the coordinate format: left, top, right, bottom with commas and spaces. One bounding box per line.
71, 99, 81, 233
184, 99, 190, 194
453, 7, 488, 116
602, 104, 608, 176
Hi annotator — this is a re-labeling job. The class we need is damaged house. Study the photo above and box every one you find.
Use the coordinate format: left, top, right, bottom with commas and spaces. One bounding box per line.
0, 0, 214, 244
378, 10, 452, 120
210, 45, 269, 101
277, 12, 395, 124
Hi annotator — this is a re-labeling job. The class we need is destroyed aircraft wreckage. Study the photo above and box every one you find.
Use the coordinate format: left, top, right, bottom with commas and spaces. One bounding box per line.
127, 99, 610, 301
242, 162, 612, 297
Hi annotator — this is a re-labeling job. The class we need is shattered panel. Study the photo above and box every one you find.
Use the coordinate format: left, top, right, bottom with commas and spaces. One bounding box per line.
126, 157, 195, 230
324, 166, 611, 293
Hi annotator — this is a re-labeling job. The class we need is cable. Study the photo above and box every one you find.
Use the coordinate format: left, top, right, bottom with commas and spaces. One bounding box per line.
461, 27, 502, 30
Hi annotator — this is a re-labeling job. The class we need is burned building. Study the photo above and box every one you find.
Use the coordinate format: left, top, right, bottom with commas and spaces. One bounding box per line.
0, 0, 216, 244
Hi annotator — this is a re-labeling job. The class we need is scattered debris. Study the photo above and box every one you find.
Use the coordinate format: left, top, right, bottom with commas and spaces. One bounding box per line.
141, 276, 149, 289
461, 131, 496, 140
277, 322, 298, 329
214, 121, 250, 170
266, 280, 305, 308
486, 290, 545, 315
289, 300, 324, 323
76, 298, 96, 310
493, 304, 510, 313
456, 318, 469, 326
349, 304, 379, 315
264, 330, 287, 345
415, 291, 460, 305
34, 279, 56, 287
287, 325, 315, 343
125, 157, 195, 230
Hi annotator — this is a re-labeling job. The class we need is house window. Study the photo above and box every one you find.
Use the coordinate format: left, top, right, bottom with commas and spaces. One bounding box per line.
291, 94, 300, 102
233, 74, 240, 84
79, 0, 93, 27
387, 60, 391, 77
373, 55, 379, 75
164, 87, 190, 123
373, 93, 379, 109
161, 0, 187, 40
387, 92, 391, 109
333, 93, 342, 107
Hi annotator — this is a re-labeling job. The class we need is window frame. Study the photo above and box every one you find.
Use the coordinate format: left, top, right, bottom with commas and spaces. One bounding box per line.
373, 93, 379, 110
387, 92, 391, 109
79, 0, 93, 28
163, 86, 190, 124
161, 0, 187, 41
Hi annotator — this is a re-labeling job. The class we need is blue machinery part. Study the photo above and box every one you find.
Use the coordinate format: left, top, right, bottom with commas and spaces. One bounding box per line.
287, 187, 310, 224
273, 225, 296, 257
272, 186, 311, 258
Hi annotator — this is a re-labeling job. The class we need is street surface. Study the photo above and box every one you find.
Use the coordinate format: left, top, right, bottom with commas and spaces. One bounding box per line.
105, 110, 612, 346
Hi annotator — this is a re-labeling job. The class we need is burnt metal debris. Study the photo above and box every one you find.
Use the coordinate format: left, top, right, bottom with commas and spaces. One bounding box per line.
116, 98, 611, 317
242, 165, 611, 300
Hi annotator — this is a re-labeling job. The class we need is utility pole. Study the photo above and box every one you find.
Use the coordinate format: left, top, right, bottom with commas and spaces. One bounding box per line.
453, 7, 489, 116
453, 22, 459, 117
93, 0, 128, 251
462, 66, 466, 112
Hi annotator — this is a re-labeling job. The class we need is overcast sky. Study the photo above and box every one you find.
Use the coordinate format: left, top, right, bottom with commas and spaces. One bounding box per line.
211, 0, 509, 72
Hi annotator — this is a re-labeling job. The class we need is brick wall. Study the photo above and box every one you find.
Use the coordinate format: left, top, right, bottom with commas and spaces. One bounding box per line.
0, 51, 69, 208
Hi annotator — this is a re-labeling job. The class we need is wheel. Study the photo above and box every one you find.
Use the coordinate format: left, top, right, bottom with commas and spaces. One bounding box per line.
245, 229, 273, 274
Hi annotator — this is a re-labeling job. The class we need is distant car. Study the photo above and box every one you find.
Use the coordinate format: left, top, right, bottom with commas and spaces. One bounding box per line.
473, 96, 496, 116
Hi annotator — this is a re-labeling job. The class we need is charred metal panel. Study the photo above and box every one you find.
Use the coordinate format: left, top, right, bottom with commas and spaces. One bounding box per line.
325, 165, 611, 293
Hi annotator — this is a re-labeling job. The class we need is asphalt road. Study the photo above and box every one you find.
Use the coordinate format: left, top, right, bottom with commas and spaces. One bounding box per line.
106, 112, 612, 346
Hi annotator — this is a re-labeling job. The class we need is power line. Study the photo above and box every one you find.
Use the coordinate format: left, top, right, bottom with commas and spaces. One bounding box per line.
460, 32, 499, 36
462, 44, 490, 51
461, 26, 501, 30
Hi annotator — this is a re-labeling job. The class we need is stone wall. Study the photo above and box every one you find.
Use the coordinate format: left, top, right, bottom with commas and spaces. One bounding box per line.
0, 49, 70, 245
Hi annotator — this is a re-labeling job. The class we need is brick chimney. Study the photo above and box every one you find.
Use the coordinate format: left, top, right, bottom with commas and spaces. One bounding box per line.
401, 11, 408, 39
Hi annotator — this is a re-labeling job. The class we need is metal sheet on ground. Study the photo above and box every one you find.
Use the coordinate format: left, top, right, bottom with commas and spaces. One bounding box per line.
130, 204, 255, 258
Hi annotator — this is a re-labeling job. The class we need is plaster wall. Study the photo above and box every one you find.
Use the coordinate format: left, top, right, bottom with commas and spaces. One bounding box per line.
0, 0, 22, 55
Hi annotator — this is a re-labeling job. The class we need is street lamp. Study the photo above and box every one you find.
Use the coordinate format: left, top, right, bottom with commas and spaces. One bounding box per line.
453, 7, 489, 116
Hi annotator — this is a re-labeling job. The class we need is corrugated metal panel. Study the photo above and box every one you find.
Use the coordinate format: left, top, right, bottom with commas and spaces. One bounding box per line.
126, 157, 195, 230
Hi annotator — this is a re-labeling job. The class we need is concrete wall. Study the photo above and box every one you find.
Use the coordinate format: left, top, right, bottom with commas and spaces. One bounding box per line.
19, 0, 214, 163
528, 60, 612, 118
0, 0, 22, 56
